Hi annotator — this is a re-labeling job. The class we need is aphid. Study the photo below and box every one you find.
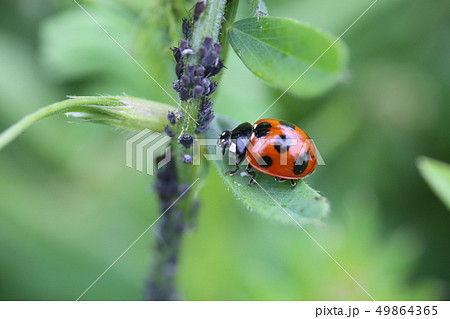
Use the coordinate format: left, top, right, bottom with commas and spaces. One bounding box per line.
179, 133, 194, 148
164, 125, 175, 137
167, 111, 177, 125
217, 119, 317, 187
171, 47, 182, 63
182, 18, 191, 38
182, 154, 193, 164
175, 62, 184, 79
193, 1, 206, 22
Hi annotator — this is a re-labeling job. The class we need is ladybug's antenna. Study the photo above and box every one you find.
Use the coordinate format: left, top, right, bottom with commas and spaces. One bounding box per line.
209, 127, 221, 137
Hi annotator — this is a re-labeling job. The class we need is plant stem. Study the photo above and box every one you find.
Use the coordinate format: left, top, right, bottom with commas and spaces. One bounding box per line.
173, 0, 231, 219
189, 0, 228, 52
0, 97, 112, 150
148, 0, 239, 300
148, 154, 186, 300
0, 96, 175, 151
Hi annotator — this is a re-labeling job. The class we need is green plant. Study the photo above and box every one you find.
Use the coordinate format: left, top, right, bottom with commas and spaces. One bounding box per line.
0, 0, 358, 300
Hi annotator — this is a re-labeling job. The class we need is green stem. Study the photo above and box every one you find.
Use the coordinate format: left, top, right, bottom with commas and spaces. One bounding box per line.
189, 0, 228, 53
0, 97, 119, 150
148, 0, 239, 301
175, 0, 230, 195
0, 96, 174, 151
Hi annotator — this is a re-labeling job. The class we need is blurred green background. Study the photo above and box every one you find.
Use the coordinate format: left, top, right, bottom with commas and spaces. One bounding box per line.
0, 0, 449, 300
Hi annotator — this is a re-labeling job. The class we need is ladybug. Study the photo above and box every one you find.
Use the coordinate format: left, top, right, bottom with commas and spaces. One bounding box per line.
217, 119, 317, 187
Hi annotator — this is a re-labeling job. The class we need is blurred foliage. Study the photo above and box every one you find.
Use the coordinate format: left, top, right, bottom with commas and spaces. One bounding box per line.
0, 0, 449, 300
417, 157, 450, 211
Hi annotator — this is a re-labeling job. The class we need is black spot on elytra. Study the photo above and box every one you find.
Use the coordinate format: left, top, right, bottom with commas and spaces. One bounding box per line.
258, 155, 273, 167
279, 120, 296, 130
254, 121, 272, 138
293, 152, 310, 175
274, 134, 290, 153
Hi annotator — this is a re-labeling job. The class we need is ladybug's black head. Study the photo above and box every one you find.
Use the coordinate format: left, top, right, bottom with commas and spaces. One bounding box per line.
217, 130, 232, 155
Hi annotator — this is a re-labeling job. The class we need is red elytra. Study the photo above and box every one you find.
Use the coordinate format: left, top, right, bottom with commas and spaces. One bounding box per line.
246, 119, 317, 179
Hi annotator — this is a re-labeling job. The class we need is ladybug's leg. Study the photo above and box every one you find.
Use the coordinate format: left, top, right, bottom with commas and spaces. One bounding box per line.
225, 166, 240, 175
225, 152, 245, 176
246, 164, 256, 186
274, 177, 297, 187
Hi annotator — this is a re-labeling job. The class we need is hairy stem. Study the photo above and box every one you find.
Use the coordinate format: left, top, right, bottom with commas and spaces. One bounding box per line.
189, 0, 228, 52
0, 96, 174, 151
0, 97, 114, 150
148, 0, 239, 300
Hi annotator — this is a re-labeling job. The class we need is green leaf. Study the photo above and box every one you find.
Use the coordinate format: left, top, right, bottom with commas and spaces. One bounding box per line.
0, 96, 175, 151
228, 17, 349, 98
417, 156, 450, 211
207, 115, 329, 225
